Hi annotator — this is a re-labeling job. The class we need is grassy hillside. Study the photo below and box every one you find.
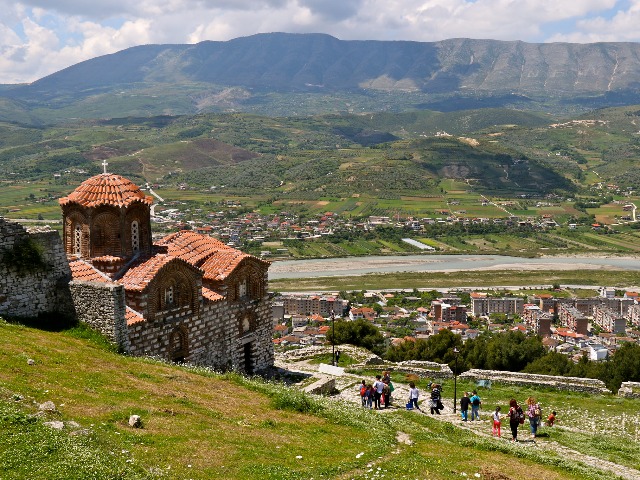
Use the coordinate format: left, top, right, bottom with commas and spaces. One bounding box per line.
1, 319, 637, 480
1, 106, 639, 227
1, 321, 394, 479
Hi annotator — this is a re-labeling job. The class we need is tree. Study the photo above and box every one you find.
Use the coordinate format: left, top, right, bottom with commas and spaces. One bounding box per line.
326, 319, 385, 356
384, 330, 462, 364
523, 351, 573, 376
481, 331, 545, 372
603, 342, 640, 391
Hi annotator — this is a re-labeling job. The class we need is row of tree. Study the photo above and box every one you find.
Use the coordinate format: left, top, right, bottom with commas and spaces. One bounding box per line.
329, 323, 640, 392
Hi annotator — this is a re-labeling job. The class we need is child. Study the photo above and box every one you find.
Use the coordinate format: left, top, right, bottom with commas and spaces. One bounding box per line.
366, 384, 374, 409
359, 380, 367, 407
408, 382, 421, 411
547, 410, 556, 427
492, 406, 502, 437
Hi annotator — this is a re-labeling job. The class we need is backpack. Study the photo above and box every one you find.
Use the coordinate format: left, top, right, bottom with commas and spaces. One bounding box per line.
516, 406, 525, 424
472, 396, 480, 407
533, 405, 541, 417
360, 385, 367, 397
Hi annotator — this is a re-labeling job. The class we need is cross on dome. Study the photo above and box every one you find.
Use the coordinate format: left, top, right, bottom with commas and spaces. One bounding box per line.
102, 160, 108, 174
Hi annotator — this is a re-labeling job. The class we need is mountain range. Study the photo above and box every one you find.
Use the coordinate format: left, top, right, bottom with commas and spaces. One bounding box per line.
2, 33, 640, 123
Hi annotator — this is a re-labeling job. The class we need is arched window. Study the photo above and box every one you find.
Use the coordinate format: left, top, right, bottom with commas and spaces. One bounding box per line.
131, 220, 140, 252
165, 286, 174, 306
238, 279, 247, 298
73, 224, 82, 255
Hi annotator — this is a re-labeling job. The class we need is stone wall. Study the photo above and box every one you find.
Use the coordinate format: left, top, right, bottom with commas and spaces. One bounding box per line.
0, 218, 72, 318
459, 368, 611, 394
281, 345, 616, 395
127, 292, 274, 373
618, 381, 640, 398
68, 280, 129, 351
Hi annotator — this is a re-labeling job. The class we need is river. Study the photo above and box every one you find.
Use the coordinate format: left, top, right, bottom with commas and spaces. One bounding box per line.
268, 254, 640, 279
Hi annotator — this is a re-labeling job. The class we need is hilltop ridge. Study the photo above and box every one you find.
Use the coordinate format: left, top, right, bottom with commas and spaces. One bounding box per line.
2, 33, 640, 121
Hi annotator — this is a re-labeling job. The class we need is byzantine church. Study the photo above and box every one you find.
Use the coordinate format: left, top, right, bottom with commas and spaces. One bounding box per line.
59, 164, 273, 373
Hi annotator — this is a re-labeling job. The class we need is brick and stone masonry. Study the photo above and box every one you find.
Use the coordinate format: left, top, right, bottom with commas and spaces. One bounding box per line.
0, 218, 72, 319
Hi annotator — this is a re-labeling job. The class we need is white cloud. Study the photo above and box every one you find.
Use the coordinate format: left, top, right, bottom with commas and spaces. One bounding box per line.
0, 0, 638, 84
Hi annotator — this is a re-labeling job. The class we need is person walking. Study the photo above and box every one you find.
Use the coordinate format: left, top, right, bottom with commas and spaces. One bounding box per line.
430, 384, 442, 415
470, 390, 481, 421
408, 382, 422, 411
372, 375, 385, 410
526, 396, 542, 438
365, 384, 374, 409
507, 398, 523, 442
492, 406, 502, 437
460, 392, 471, 421
460, 392, 470, 421
359, 380, 367, 407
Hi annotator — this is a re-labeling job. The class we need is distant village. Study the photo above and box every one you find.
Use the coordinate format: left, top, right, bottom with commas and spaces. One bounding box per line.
271, 286, 640, 362
149, 195, 637, 256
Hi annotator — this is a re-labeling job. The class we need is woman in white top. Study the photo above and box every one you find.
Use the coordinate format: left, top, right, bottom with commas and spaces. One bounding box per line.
492, 406, 502, 437
408, 382, 421, 411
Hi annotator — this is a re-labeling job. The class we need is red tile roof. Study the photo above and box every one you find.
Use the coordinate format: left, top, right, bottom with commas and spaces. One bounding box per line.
202, 287, 224, 302
156, 230, 231, 265
156, 230, 268, 281
118, 255, 193, 291
126, 307, 144, 325
59, 173, 153, 208
200, 249, 249, 281
69, 259, 111, 282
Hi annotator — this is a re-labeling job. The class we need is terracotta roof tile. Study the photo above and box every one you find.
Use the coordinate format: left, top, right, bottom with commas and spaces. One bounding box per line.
199, 249, 250, 281
155, 230, 231, 265
156, 230, 268, 281
69, 259, 111, 282
202, 287, 224, 302
126, 307, 144, 325
118, 254, 178, 291
59, 173, 153, 208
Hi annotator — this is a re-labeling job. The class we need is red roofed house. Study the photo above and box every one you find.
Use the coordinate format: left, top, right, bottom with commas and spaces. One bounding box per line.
60, 166, 273, 373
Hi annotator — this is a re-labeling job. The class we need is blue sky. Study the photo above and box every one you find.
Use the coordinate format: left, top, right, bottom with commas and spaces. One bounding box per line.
1, 0, 639, 84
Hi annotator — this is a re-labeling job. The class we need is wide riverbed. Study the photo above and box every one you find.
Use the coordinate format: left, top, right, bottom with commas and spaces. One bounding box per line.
268, 254, 640, 279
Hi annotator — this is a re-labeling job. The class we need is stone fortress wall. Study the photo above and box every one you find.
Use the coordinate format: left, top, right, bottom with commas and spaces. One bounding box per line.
0, 218, 73, 318
279, 345, 615, 395
68, 280, 129, 350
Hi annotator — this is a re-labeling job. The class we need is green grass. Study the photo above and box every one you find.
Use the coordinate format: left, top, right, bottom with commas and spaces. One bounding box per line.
270, 268, 640, 291
2, 319, 634, 479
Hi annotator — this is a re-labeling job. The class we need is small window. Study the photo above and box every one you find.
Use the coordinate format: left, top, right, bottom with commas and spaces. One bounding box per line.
73, 224, 82, 255
131, 220, 140, 252
238, 279, 247, 298
165, 286, 174, 306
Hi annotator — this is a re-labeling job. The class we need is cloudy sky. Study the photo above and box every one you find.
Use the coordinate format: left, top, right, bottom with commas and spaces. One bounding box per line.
1, 0, 639, 84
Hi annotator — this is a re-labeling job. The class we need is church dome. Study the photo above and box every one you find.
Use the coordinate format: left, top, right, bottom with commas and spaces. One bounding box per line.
59, 173, 153, 208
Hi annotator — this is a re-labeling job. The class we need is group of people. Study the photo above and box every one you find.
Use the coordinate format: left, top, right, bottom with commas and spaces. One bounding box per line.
408, 380, 444, 415
360, 375, 558, 444
359, 371, 394, 409
459, 390, 482, 421
491, 396, 556, 442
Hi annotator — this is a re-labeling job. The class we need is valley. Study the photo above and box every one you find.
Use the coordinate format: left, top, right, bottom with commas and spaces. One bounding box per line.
1, 107, 639, 263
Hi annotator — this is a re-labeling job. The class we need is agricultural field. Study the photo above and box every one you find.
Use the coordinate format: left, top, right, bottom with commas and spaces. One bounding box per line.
269, 269, 640, 292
